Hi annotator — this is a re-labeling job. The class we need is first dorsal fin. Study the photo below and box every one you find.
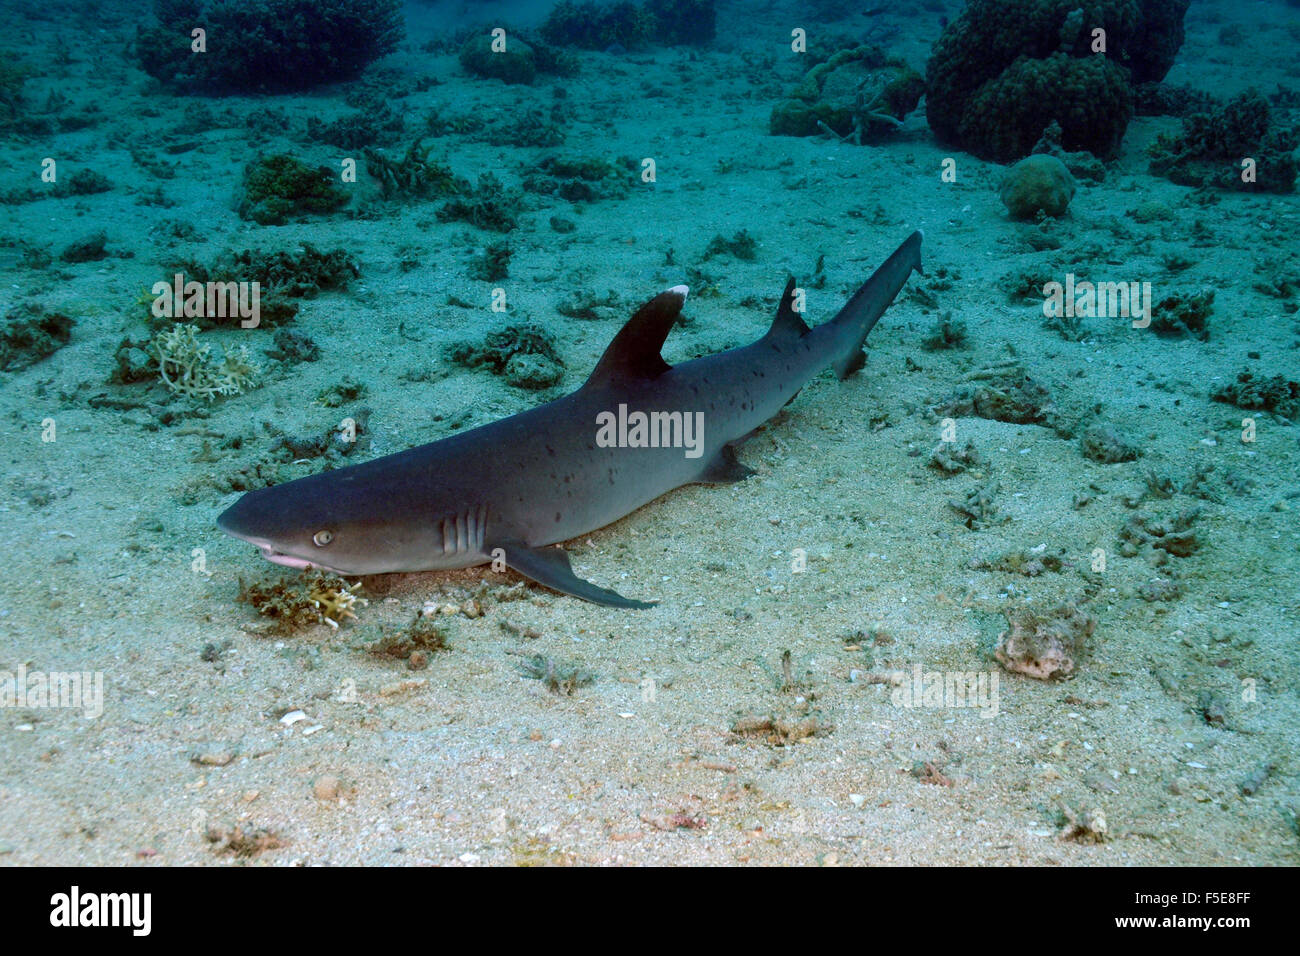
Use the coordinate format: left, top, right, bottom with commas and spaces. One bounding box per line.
766, 277, 810, 340
584, 285, 688, 388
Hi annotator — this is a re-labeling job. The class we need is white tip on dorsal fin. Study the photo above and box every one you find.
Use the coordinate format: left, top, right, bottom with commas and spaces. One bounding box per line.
583, 285, 690, 388
668, 284, 689, 299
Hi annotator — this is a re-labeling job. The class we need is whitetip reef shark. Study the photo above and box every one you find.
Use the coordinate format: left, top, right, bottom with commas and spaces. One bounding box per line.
218, 231, 923, 608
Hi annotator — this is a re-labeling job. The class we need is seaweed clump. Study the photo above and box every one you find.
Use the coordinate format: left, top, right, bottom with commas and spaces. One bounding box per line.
0, 303, 74, 371
436, 173, 520, 232
929, 440, 982, 475
2, 168, 111, 206
305, 109, 404, 150
510, 651, 595, 696
920, 311, 967, 350
149, 245, 357, 332
138, 0, 404, 93
1211, 370, 1300, 421
446, 323, 564, 390
645, 0, 716, 46
481, 107, 568, 148
60, 231, 109, 263
1148, 89, 1299, 193
522, 156, 631, 202
371, 614, 449, 669
468, 241, 511, 282
928, 363, 1057, 428
539, 0, 715, 50
364, 142, 466, 200
175, 244, 360, 329
1119, 508, 1202, 563
970, 547, 1065, 576
1149, 288, 1213, 340
238, 154, 349, 226
703, 230, 758, 261
949, 482, 1007, 530
729, 711, 832, 746
0, 52, 27, 127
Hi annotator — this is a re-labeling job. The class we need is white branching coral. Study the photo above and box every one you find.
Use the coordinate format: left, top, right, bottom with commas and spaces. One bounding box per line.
151, 323, 260, 400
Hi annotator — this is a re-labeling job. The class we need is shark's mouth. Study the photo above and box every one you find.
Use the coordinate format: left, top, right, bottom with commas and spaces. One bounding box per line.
258, 546, 317, 570
256, 546, 351, 575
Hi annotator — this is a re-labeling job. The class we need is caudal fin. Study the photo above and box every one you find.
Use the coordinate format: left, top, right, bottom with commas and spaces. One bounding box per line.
830, 231, 923, 379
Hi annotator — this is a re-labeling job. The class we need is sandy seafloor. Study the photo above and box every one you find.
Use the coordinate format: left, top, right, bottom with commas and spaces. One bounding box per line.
0, 0, 1297, 865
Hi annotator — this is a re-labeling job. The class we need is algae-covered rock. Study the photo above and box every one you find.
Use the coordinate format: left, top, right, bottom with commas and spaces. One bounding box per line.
1079, 424, 1139, 463
770, 45, 923, 143
459, 34, 536, 85
995, 605, 1095, 680
446, 323, 565, 390
60, 231, 109, 263
1150, 289, 1213, 340
0, 303, 74, 371
238, 154, 348, 226
540, 0, 656, 50
1000, 153, 1075, 219
504, 352, 564, 390
138, 0, 404, 93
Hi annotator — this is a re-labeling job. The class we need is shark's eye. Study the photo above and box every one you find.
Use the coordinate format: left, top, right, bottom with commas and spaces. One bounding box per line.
312, 530, 334, 547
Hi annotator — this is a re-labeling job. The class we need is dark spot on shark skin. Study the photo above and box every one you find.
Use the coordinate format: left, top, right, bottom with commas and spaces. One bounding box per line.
546, 445, 556, 457
555, 512, 562, 522
563, 475, 572, 483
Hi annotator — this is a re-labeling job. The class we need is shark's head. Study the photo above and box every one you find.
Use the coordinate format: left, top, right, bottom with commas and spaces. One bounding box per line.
217, 470, 429, 575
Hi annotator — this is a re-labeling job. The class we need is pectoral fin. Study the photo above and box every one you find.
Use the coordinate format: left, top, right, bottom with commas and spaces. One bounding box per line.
695, 443, 756, 484
492, 540, 656, 610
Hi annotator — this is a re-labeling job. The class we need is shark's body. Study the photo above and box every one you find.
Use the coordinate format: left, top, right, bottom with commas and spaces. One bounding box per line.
218, 231, 923, 607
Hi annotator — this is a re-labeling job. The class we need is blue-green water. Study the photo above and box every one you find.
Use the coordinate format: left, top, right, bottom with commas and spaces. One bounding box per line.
0, 0, 1296, 868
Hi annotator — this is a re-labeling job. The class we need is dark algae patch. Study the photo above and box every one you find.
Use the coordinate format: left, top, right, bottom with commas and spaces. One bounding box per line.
0, 303, 74, 371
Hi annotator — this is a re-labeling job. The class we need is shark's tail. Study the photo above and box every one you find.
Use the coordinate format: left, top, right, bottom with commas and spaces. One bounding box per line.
828, 231, 923, 379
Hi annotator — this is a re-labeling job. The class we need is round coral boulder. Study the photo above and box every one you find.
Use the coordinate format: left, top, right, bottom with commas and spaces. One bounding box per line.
999, 154, 1076, 219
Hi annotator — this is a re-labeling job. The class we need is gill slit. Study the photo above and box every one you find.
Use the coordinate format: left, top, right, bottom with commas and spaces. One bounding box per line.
440, 503, 488, 556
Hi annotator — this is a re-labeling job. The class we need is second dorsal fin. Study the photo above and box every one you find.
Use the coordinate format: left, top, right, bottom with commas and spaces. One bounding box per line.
766, 277, 810, 340
584, 285, 688, 388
